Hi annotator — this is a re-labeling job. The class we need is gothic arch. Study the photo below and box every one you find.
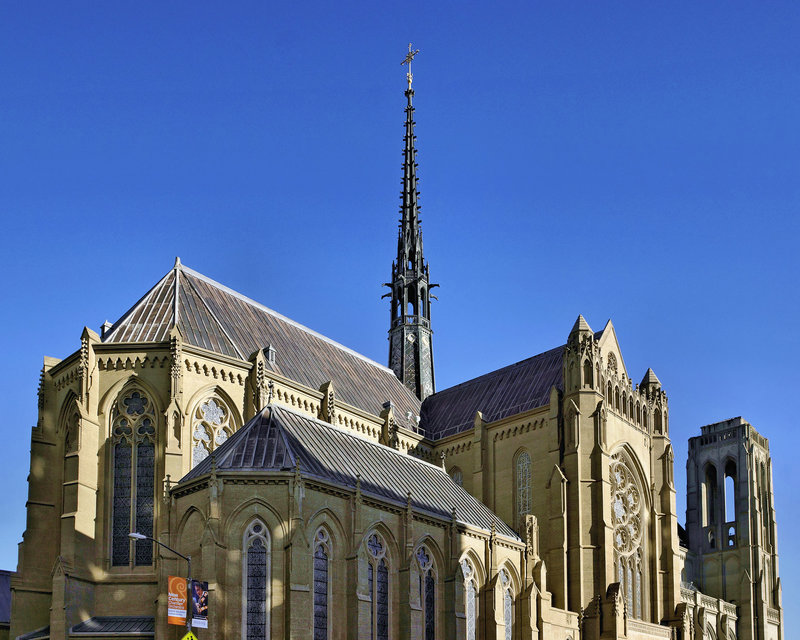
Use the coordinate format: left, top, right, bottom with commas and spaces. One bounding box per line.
184, 384, 242, 428
223, 497, 288, 549
609, 443, 652, 511
99, 375, 165, 439
306, 507, 347, 553
457, 548, 486, 586
185, 386, 242, 468
176, 505, 208, 541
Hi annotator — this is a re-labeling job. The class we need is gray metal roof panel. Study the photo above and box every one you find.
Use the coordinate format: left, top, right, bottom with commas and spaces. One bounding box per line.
102, 264, 421, 429
17, 625, 49, 640
70, 616, 154, 635
180, 405, 518, 539
420, 345, 565, 440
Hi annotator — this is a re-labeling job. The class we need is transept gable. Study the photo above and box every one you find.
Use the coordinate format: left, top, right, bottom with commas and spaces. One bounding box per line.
596, 319, 629, 381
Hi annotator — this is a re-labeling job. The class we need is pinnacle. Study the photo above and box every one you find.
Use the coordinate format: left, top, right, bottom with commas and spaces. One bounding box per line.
641, 368, 661, 387
570, 314, 592, 335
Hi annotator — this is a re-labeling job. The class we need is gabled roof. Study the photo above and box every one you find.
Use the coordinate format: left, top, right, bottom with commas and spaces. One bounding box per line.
181, 404, 519, 539
102, 261, 421, 428
419, 345, 564, 440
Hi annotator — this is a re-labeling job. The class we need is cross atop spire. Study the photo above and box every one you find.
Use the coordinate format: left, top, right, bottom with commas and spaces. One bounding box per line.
401, 43, 420, 89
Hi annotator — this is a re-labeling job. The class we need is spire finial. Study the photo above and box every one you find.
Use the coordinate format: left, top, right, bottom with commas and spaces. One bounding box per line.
401, 43, 420, 89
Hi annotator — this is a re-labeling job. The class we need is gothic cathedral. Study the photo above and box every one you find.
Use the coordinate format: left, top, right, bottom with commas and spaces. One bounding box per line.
9, 71, 782, 640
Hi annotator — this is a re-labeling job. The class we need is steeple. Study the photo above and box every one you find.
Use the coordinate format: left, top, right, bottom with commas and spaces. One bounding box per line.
385, 45, 436, 401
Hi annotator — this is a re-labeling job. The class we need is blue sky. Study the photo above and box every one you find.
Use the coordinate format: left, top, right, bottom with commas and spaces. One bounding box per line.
2, 0, 798, 626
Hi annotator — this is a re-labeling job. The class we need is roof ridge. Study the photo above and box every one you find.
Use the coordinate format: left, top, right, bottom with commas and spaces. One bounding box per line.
428, 344, 565, 398
103, 269, 175, 343
178, 263, 399, 375
179, 270, 245, 359
271, 403, 448, 473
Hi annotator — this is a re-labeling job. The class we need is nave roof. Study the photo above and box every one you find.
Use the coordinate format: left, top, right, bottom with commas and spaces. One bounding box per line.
102, 260, 422, 429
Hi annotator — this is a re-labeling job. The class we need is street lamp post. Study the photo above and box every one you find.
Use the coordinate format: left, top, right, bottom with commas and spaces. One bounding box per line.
129, 532, 192, 634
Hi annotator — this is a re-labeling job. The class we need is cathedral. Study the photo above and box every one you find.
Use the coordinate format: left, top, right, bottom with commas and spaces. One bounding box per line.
8, 68, 783, 640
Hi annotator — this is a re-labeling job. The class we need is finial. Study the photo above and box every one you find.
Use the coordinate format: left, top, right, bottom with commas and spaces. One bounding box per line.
440, 451, 446, 470
174, 256, 182, 269
401, 43, 420, 89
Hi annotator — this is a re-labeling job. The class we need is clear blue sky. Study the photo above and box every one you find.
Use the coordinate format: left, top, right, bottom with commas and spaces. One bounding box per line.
2, 0, 798, 625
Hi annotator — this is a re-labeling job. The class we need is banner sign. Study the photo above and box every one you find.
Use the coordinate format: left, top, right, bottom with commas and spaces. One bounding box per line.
167, 575, 187, 626
191, 579, 209, 629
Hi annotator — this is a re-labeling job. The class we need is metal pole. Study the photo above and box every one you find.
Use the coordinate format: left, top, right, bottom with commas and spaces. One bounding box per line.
128, 533, 193, 635
186, 555, 192, 634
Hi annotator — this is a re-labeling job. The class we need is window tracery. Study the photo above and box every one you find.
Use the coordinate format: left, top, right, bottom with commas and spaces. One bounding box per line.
515, 452, 531, 528
461, 558, 478, 640
415, 545, 435, 640
313, 528, 331, 640
450, 468, 463, 487
244, 520, 270, 640
610, 452, 644, 619
366, 533, 389, 640
192, 396, 235, 468
110, 388, 156, 567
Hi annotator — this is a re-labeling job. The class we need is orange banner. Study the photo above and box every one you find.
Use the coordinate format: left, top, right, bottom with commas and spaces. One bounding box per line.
168, 575, 187, 626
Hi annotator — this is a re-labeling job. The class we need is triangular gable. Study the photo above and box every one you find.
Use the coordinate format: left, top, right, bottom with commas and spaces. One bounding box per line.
595, 319, 629, 379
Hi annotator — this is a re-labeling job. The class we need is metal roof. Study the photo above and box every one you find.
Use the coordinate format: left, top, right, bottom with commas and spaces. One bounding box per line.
102, 262, 422, 429
16, 626, 49, 640
70, 616, 154, 636
419, 345, 565, 440
180, 404, 519, 540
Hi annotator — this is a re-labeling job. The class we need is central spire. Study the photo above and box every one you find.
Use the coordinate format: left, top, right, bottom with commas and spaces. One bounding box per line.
385, 46, 436, 401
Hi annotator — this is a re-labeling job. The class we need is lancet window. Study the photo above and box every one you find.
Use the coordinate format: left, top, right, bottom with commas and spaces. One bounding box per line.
610, 452, 644, 619
191, 395, 235, 468
415, 545, 436, 640
243, 520, 270, 640
500, 568, 513, 640
313, 528, 331, 640
461, 558, 478, 640
366, 533, 389, 640
110, 388, 156, 567
450, 468, 463, 487
515, 451, 531, 528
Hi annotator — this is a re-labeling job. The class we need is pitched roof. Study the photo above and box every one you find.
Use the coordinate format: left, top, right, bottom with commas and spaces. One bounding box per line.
419, 345, 564, 440
102, 262, 421, 428
180, 404, 519, 540
70, 616, 154, 636
16, 626, 49, 640
641, 368, 661, 387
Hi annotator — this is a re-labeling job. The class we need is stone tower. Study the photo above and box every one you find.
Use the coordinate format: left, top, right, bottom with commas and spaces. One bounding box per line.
685, 417, 783, 640
386, 79, 436, 401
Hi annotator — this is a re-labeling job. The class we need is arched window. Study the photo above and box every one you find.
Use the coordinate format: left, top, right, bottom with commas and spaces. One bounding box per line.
243, 520, 270, 640
450, 468, 463, 487
111, 388, 156, 567
500, 568, 513, 640
583, 360, 593, 388
313, 528, 331, 640
192, 395, 236, 468
515, 452, 531, 529
703, 464, 718, 527
461, 558, 478, 640
610, 452, 644, 619
614, 387, 620, 411
366, 533, 389, 640
635, 403, 641, 425
65, 410, 80, 454
606, 382, 613, 404
654, 409, 663, 433
628, 398, 634, 420
415, 545, 436, 640
724, 461, 736, 523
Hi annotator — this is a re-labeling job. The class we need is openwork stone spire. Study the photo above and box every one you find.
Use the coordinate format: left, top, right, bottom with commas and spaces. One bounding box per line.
385, 47, 436, 401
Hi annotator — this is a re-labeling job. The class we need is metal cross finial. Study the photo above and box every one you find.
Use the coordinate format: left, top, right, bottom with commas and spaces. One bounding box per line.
401, 42, 420, 88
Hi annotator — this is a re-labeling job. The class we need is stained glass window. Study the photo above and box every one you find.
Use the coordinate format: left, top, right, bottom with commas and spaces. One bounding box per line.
191, 396, 236, 468
461, 559, 478, 640
244, 520, 269, 640
451, 468, 463, 487
366, 532, 388, 640
415, 546, 435, 640
110, 388, 156, 567
516, 451, 531, 528
500, 568, 513, 640
610, 452, 644, 619
313, 528, 330, 640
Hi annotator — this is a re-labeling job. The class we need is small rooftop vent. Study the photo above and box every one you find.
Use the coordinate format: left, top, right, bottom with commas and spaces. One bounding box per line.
265, 344, 277, 364
100, 320, 113, 339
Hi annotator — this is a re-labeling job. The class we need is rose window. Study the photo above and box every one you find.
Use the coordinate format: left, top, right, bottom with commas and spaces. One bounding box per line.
610, 452, 644, 619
